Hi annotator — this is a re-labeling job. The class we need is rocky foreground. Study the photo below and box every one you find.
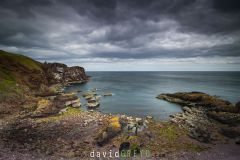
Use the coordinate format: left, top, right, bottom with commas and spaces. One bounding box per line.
157, 92, 240, 151
0, 91, 239, 159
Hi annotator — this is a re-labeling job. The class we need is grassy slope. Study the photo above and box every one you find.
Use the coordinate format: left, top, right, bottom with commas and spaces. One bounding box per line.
0, 50, 43, 94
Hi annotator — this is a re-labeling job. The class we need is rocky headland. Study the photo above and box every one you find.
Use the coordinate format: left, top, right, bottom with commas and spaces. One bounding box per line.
157, 92, 240, 144
0, 50, 240, 159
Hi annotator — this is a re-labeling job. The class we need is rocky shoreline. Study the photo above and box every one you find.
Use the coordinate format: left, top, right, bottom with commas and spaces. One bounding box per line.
1, 89, 239, 159
157, 92, 240, 144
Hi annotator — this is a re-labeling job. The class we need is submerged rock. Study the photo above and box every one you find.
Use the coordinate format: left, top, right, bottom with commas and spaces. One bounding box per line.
102, 93, 113, 96
82, 91, 96, 98
83, 89, 103, 109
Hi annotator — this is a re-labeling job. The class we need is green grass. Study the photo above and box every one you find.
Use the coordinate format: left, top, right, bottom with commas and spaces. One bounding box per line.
0, 79, 23, 100
0, 50, 44, 94
0, 80, 16, 92
0, 68, 15, 81
0, 50, 42, 71
159, 125, 178, 141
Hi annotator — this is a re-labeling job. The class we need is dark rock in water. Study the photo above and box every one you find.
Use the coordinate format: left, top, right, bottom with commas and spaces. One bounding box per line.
157, 94, 190, 106
207, 111, 240, 125
220, 128, 240, 139
188, 127, 211, 143
119, 142, 130, 152
102, 93, 113, 96
157, 92, 237, 113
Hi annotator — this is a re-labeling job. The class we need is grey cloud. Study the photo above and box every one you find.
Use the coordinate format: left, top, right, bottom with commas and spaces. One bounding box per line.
0, 0, 240, 62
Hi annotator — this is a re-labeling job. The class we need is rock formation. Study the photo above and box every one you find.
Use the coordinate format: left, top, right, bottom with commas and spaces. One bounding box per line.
157, 92, 240, 144
43, 62, 88, 85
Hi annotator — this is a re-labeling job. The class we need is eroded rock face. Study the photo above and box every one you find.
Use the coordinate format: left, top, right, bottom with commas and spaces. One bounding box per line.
43, 63, 88, 85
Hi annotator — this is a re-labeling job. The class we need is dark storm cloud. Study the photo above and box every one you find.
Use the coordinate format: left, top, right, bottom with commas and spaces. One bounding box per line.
213, 0, 240, 13
0, 0, 240, 61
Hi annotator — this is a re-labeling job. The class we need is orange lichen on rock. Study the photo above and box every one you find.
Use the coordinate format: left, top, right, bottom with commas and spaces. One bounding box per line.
36, 99, 52, 110
109, 116, 121, 130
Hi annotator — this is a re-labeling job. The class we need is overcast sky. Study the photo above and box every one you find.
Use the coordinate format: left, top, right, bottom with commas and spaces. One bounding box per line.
0, 0, 240, 71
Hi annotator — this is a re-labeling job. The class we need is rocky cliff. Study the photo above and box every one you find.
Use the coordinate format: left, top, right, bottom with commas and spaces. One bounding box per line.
43, 62, 87, 85
0, 50, 88, 94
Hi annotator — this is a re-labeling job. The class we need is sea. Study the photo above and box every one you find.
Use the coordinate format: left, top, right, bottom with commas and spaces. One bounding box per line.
65, 71, 240, 120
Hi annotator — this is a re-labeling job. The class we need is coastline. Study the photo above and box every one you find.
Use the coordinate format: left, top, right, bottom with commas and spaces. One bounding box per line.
0, 88, 239, 159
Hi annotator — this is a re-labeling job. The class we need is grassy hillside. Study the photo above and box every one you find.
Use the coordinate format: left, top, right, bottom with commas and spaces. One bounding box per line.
0, 50, 45, 95
0, 50, 42, 71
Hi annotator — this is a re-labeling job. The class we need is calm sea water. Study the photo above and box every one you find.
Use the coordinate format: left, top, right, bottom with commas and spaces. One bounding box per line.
65, 72, 240, 120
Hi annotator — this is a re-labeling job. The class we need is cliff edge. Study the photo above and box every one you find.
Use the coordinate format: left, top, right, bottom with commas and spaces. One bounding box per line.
0, 50, 88, 96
